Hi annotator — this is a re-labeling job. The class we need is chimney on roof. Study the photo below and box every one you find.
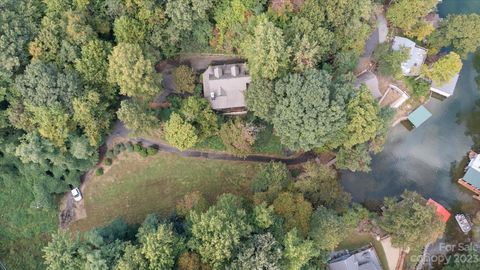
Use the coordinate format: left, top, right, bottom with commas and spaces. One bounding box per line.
231, 65, 239, 77
214, 67, 222, 78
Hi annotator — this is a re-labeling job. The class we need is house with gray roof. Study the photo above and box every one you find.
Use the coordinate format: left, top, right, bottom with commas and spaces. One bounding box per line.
328, 246, 383, 270
355, 71, 382, 100
202, 63, 251, 114
430, 73, 460, 98
392, 36, 427, 76
462, 153, 480, 190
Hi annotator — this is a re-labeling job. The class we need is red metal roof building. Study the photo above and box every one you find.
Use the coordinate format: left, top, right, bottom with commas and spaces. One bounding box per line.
427, 199, 451, 223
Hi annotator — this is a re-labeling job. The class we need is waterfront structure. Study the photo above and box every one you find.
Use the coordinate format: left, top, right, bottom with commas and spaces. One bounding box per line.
430, 73, 460, 98
458, 151, 480, 196
407, 106, 432, 128
426, 198, 451, 223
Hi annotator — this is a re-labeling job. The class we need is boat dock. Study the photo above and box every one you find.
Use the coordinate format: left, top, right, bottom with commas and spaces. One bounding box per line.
457, 151, 480, 201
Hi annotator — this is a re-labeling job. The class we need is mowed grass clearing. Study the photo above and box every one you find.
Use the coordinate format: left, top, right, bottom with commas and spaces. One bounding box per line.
70, 152, 263, 232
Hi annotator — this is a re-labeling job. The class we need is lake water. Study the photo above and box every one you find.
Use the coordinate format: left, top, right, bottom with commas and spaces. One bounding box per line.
340, 0, 480, 208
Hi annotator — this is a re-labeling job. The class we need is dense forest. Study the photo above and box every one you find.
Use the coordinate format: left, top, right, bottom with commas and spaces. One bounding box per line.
1, 0, 480, 269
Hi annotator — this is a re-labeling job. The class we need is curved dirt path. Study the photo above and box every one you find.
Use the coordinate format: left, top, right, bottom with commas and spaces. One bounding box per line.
132, 138, 317, 165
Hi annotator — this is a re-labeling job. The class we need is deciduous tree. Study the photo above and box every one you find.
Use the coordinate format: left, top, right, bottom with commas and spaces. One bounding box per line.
188, 194, 252, 269
242, 16, 290, 80
272, 192, 313, 237
336, 144, 372, 172
251, 162, 292, 204
16, 62, 83, 109
219, 119, 256, 157
309, 207, 348, 251
386, 0, 437, 34
379, 190, 445, 250
73, 91, 112, 146
113, 16, 145, 44
108, 43, 161, 98
75, 39, 112, 86
164, 113, 198, 151
373, 43, 410, 78
294, 162, 351, 212
421, 52, 463, 85
32, 106, 72, 149
139, 224, 183, 270
342, 87, 383, 148
244, 79, 276, 121
229, 233, 282, 270
428, 14, 480, 58
117, 100, 159, 134
175, 191, 208, 217
179, 96, 218, 139
282, 229, 319, 270
271, 69, 348, 151
173, 65, 196, 93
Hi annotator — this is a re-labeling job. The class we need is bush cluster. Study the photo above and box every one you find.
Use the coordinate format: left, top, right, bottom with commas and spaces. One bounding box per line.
103, 142, 159, 168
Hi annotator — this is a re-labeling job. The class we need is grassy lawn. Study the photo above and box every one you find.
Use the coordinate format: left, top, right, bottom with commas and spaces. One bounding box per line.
194, 135, 226, 151
337, 232, 389, 270
70, 153, 263, 232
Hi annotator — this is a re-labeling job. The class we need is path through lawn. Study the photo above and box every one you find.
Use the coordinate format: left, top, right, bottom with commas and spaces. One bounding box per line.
70, 152, 263, 232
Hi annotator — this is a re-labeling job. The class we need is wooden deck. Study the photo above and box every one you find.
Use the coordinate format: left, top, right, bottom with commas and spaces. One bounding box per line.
457, 178, 480, 195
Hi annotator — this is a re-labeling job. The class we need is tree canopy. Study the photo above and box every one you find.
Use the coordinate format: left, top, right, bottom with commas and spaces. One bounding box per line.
379, 190, 445, 250
188, 194, 252, 269
428, 14, 480, 58
164, 112, 198, 151
271, 69, 349, 151
242, 16, 290, 80
387, 0, 437, 39
422, 52, 463, 85
108, 43, 161, 99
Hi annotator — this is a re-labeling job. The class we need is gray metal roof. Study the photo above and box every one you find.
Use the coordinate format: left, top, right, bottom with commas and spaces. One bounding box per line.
408, 105, 432, 128
202, 63, 251, 110
431, 74, 460, 97
392, 36, 427, 76
355, 71, 382, 99
328, 247, 382, 270
464, 168, 480, 189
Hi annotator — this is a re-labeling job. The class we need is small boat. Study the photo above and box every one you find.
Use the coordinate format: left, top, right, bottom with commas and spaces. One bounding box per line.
455, 214, 471, 234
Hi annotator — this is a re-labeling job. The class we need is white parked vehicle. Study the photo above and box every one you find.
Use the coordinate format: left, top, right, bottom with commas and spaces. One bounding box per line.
71, 187, 83, 202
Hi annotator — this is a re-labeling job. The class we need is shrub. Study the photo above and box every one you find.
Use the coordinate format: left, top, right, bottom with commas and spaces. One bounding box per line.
373, 43, 409, 78
147, 146, 158, 156
133, 143, 143, 152
104, 158, 112, 166
125, 142, 134, 152
405, 77, 431, 99
219, 119, 256, 157
95, 168, 104, 176
113, 147, 121, 156
173, 65, 195, 93
139, 148, 148, 158
106, 149, 114, 159
118, 143, 127, 151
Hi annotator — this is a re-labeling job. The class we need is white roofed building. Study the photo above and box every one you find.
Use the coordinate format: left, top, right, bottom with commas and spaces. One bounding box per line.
202, 63, 251, 114
430, 73, 460, 98
392, 36, 427, 76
